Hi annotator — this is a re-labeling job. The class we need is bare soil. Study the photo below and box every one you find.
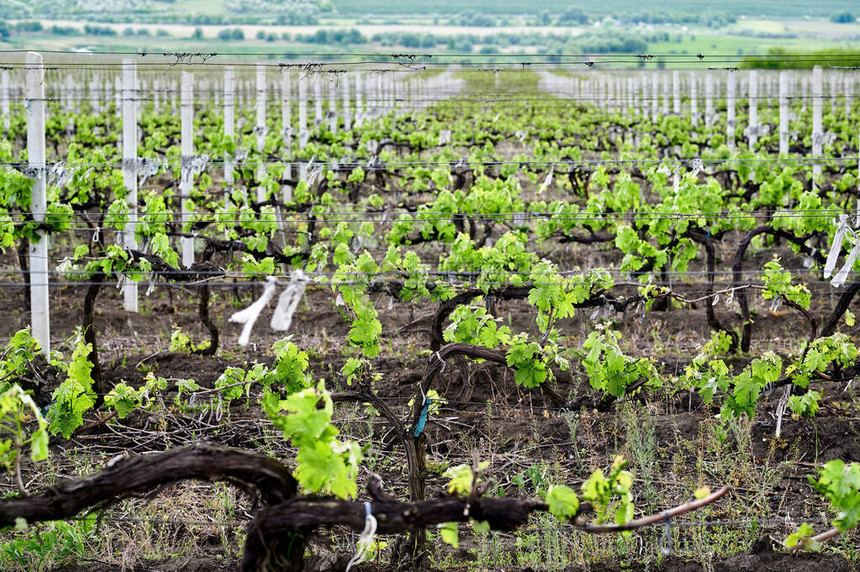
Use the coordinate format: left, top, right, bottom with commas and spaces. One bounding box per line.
1, 242, 859, 571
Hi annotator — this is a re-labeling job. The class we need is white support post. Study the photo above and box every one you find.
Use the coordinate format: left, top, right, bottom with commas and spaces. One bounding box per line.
727, 71, 736, 152
662, 74, 670, 115
690, 72, 698, 126
830, 72, 837, 116
114, 76, 121, 113
313, 74, 323, 124
26, 52, 50, 356
114, 76, 122, 152
224, 66, 235, 187
1, 70, 9, 134
376, 73, 384, 113
328, 76, 338, 133
172, 77, 179, 114
651, 73, 659, 122
705, 73, 714, 127
748, 70, 758, 150
354, 73, 364, 127
152, 77, 160, 112
63, 74, 74, 114
812, 66, 823, 182
256, 65, 266, 156
180, 71, 195, 267
280, 71, 293, 204
88, 76, 99, 113
256, 64, 267, 203
122, 59, 138, 312
672, 70, 681, 115
298, 73, 308, 149
779, 71, 789, 155
342, 72, 351, 131
374, 74, 381, 113
281, 71, 291, 149
606, 78, 613, 113
628, 76, 635, 116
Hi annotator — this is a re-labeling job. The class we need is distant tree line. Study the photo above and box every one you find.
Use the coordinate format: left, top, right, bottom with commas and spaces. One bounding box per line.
741, 47, 860, 69
829, 11, 855, 23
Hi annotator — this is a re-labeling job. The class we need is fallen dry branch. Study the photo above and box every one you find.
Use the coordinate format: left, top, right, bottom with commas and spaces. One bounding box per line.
241, 483, 732, 570
0, 444, 732, 572
0, 442, 297, 528
573, 485, 732, 533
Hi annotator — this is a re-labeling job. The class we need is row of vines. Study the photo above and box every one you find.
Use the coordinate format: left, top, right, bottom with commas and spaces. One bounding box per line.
0, 61, 858, 570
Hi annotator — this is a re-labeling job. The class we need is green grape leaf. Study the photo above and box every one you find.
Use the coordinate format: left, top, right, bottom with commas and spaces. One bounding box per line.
546, 485, 580, 520
439, 522, 459, 548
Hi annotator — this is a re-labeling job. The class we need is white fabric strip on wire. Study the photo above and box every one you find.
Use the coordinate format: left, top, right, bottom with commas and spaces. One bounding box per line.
229, 270, 308, 346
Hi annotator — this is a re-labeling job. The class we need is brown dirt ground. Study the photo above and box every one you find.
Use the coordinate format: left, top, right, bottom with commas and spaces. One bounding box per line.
0, 236, 859, 571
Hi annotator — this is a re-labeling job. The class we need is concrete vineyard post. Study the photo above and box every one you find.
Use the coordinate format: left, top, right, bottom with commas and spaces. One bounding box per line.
651, 73, 658, 122
606, 77, 613, 113
690, 72, 698, 126
114, 75, 121, 112
63, 75, 73, 114
619, 76, 625, 115
672, 70, 680, 115
727, 71, 736, 152
354, 73, 364, 127
705, 73, 714, 127
122, 59, 138, 312
298, 73, 308, 149
26, 52, 50, 356
313, 73, 323, 124
280, 71, 293, 204
328, 76, 338, 133
779, 71, 789, 155
224, 66, 235, 187
386, 74, 393, 113
1, 70, 9, 134
813, 66, 823, 182
114, 76, 122, 152
618, 78, 632, 117
180, 71, 194, 268
256, 65, 267, 203
748, 70, 758, 151
341, 72, 351, 131
830, 72, 837, 116
376, 74, 382, 113
662, 74, 670, 115
280, 70, 291, 149
87, 76, 98, 113
628, 76, 635, 117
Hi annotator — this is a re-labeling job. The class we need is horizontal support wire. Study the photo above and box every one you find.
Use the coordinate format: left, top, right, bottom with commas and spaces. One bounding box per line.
5, 158, 860, 170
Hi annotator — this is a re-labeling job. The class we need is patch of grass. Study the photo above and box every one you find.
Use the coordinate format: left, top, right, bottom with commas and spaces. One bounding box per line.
620, 402, 659, 512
